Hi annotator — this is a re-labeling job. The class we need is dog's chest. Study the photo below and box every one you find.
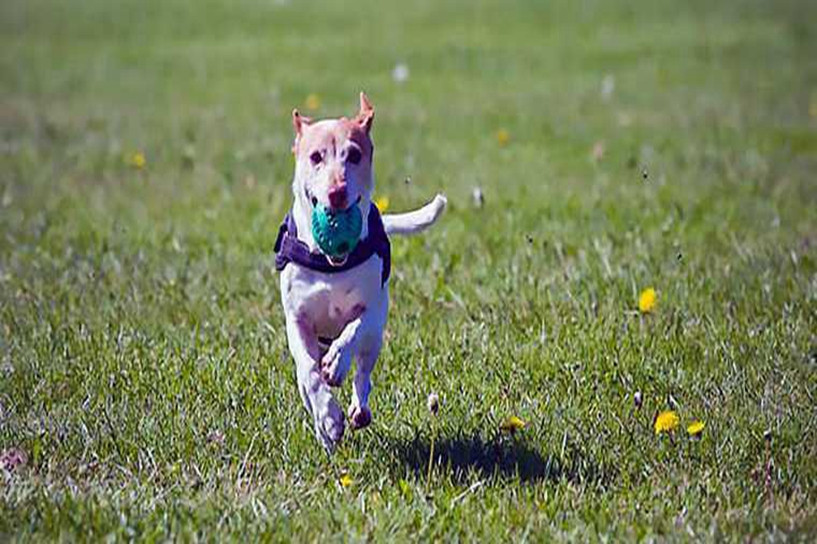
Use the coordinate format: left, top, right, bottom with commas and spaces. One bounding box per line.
280, 254, 385, 334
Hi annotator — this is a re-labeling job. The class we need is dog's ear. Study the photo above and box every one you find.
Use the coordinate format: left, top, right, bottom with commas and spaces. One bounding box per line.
355, 92, 374, 133
292, 109, 312, 136
291, 109, 312, 153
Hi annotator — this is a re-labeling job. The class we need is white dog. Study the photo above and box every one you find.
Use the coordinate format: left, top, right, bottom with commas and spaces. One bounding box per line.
275, 93, 446, 452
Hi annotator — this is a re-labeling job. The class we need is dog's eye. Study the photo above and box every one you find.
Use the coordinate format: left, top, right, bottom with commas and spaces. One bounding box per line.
309, 151, 322, 166
346, 147, 361, 165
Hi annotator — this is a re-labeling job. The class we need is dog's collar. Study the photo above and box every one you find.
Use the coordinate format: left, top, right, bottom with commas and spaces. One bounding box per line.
274, 202, 391, 286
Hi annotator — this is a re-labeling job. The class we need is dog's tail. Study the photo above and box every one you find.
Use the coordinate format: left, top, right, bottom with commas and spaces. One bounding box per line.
381, 194, 447, 236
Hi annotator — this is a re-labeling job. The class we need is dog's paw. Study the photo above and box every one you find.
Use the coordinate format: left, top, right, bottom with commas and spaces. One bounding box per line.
321, 343, 352, 387
316, 400, 345, 453
348, 404, 372, 431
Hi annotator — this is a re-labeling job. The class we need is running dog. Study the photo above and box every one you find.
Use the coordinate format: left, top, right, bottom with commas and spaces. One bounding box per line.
275, 93, 446, 451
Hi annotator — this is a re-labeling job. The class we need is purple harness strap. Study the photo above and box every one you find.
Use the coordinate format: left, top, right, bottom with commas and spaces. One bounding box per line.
274, 202, 391, 286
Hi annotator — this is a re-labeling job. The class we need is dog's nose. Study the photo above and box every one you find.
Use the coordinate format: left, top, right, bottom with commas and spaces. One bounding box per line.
328, 184, 348, 210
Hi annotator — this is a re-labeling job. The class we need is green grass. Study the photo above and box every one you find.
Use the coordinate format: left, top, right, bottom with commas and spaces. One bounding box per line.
1, 0, 816, 540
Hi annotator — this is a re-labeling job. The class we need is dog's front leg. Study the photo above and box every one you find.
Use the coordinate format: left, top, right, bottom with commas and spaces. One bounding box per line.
347, 334, 382, 430
285, 313, 345, 452
320, 303, 367, 387
323, 300, 387, 430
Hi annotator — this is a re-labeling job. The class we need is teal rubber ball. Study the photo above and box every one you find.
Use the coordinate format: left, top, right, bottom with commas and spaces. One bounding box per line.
311, 203, 363, 259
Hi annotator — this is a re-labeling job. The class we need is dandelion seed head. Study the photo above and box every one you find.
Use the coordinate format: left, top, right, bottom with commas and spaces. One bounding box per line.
472, 187, 484, 208
392, 63, 410, 83
427, 393, 439, 415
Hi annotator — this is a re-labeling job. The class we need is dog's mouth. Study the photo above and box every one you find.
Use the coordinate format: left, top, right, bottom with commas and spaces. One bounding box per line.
326, 254, 348, 266
305, 188, 363, 265
326, 197, 362, 267
304, 188, 362, 214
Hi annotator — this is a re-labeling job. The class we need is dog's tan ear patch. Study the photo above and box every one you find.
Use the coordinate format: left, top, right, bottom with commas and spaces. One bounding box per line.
292, 109, 312, 136
356, 92, 374, 133
291, 109, 312, 153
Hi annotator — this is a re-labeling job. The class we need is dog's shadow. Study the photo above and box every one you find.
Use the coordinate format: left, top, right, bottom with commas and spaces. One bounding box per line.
374, 431, 611, 486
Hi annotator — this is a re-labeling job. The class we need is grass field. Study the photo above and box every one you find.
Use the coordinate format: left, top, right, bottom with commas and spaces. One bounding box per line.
1, 0, 816, 540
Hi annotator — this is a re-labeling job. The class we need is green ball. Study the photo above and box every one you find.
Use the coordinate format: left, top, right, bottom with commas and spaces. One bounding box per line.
311, 203, 362, 259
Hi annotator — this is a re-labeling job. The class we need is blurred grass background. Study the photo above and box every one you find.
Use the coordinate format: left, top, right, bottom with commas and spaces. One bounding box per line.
1, 0, 816, 540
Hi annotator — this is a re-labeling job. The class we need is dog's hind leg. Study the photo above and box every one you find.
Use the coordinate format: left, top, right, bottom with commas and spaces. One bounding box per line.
286, 313, 345, 452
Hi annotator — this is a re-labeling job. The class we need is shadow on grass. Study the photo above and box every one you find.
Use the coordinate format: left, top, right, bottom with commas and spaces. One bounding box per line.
380, 432, 614, 486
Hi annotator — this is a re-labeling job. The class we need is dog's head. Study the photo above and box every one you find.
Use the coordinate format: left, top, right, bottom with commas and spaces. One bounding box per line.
291, 93, 375, 215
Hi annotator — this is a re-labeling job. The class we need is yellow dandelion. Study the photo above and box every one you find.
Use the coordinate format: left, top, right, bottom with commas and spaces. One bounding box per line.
500, 415, 526, 433
305, 93, 321, 111
496, 128, 510, 146
374, 195, 390, 213
654, 410, 679, 435
126, 151, 146, 169
339, 472, 353, 488
687, 420, 705, 437
638, 287, 657, 313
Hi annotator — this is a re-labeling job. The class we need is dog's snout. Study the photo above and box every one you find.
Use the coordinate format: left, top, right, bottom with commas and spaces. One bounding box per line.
328, 183, 348, 210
